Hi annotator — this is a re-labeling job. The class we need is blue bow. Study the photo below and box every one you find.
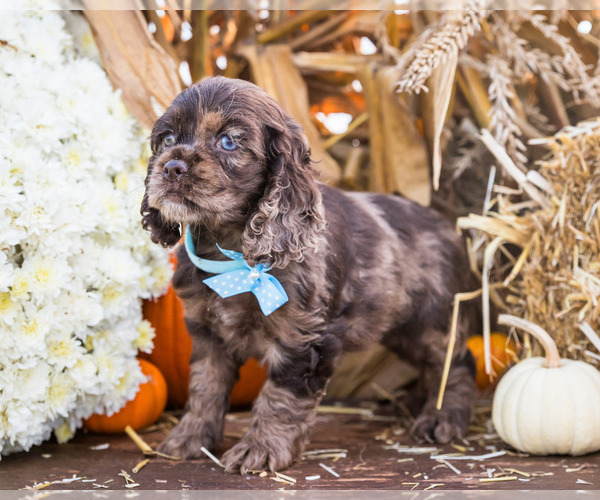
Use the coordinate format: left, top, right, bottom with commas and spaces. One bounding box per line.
184, 226, 288, 316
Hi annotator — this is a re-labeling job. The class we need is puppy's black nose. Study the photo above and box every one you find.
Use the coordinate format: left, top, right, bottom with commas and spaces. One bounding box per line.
162, 160, 189, 181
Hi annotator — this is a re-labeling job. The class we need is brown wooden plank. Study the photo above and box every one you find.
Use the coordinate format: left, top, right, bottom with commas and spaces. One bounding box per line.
2, 403, 599, 490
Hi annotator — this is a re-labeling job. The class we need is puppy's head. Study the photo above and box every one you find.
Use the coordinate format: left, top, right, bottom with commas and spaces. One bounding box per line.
141, 77, 324, 268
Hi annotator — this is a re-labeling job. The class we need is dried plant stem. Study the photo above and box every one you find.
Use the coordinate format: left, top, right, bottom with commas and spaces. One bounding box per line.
124, 425, 181, 460
478, 129, 551, 208
323, 112, 369, 150
125, 425, 153, 455
132, 458, 150, 473
257, 9, 329, 44
482, 237, 504, 375
437, 289, 483, 410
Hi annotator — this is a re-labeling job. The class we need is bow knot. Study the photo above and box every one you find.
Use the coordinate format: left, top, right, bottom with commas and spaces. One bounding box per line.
184, 227, 288, 316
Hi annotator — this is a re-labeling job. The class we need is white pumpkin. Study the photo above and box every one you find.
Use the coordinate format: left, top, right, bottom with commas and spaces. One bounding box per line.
492, 314, 600, 456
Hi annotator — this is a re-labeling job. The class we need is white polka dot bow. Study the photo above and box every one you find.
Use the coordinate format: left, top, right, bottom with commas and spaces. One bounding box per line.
184, 226, 288, 316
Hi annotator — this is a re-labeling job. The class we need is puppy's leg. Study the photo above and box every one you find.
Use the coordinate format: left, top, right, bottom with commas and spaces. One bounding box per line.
410, 326, 476, 444
221, 336, 340, 473
158, 319, 239, 458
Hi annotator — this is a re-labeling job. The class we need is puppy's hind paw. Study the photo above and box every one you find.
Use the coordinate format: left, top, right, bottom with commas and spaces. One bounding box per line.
221, 437, 295, 474
411, 407, 469, 444
157, 414, 221, 460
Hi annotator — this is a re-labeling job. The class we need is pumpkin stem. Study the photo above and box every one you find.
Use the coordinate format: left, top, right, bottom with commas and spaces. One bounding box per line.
498, 314, 561, 368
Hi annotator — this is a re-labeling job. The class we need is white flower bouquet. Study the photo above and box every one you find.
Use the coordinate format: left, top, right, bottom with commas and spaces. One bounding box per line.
0, 10, 171, 455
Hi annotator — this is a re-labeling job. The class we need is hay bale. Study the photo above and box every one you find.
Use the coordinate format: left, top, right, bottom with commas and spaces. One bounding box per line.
459, 120, 600, 360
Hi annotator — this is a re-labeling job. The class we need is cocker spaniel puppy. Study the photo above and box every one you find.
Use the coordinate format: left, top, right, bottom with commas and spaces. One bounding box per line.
141, 76, 475, 473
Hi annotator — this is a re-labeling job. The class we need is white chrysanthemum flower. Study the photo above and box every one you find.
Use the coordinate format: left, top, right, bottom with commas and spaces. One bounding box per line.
0, 9, 171, 456
9, 269, 32, 302
46, 372, 78, 419
0, 253, 15, 292
46, 332, 86, 370
133, 319, 156, 353
16, 362, 50, 404
62, 11, 101, 64
18, 254, 68, 302
0, 293, 20, 327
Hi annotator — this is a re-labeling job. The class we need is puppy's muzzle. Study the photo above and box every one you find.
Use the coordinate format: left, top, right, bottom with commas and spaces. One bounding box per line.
163, 160, 189, 181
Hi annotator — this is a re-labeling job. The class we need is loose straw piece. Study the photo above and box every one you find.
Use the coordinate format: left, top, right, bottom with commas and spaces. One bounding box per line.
478, 129, 551, 208
502, 238, 533, 287
200, 446, 225, 468
124, 425, 153, 455
504, 468, 531, 477
482, 165, 496, 215
317, 405, 373, 416
432, 450, 507, 461
482, 237, 504, 376
479, 476, 518, 483
402, 482, 420, 490
271, 476, 294, 485
119, 469, 139, 488
437, 289, 483, 410
90, 443, 110, 451
441, 459, 462, 475
302, 448, 348, 460
578, 322, 600, 354
584, 350, 600, 362
124, 425, 181, 460
275, 471, 297, 484
132, 458, 150, 473
319, 463, 340, 478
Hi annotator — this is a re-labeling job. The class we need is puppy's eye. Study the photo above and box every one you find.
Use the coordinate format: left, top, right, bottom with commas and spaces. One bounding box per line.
218, 135, 238, 151
163, 134, 176, 147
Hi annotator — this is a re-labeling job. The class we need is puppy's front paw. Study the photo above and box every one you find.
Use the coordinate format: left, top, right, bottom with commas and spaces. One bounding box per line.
411, 406, 469, 444
158, 413, 221, 459
221, 435, 296, 474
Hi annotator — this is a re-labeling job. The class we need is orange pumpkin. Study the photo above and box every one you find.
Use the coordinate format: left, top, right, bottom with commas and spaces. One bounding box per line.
142, 252, 268, 408
141, 254, 191, 407
467, 333, 517, 390
84, 359, 167, 433
230, 358, 268, 407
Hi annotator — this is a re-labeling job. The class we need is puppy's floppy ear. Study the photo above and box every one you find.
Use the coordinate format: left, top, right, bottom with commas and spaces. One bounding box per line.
141, 169, 181, 248
242, 115, 325, 269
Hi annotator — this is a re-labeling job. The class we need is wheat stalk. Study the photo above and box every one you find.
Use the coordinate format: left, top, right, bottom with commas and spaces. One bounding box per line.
523, 11, 600, 107
486, 55, 528, 167
521, 101, 554, 135
395, 8, 484, 94
490, 12, 570, 91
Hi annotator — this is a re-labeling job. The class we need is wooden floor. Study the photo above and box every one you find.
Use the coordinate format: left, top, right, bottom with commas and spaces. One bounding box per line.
2, 401, 599, 491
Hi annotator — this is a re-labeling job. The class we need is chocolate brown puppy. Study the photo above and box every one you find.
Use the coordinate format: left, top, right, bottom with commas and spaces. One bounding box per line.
141, 76, 475, 474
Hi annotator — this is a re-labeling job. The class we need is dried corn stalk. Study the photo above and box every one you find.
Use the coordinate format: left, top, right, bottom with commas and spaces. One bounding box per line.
393, 8, 600, 190
239, 44, 341, 184
83, 9, 181, 129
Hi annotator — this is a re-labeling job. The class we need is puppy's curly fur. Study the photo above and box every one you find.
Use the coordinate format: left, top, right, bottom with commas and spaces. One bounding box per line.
141, 76, 476, 474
